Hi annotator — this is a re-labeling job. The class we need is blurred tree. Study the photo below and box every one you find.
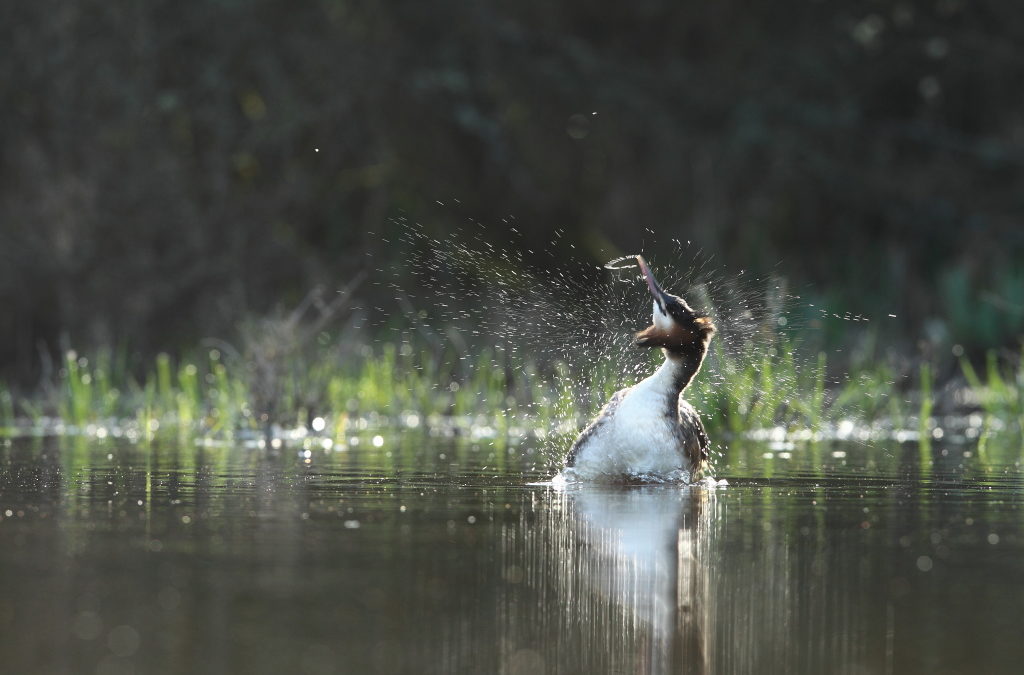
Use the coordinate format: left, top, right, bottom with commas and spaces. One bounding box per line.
1, 0, 1022, 381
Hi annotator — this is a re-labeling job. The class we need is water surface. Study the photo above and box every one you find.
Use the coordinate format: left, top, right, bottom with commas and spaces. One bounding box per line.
1, 434, 1022, 674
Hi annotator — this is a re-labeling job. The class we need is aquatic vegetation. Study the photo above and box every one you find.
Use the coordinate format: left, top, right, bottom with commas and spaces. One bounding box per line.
1, 335, 1020, 451
961, 349, 1024, 436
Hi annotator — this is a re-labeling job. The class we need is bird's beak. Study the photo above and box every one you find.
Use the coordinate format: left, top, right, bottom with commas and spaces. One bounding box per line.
636, 255, 672, 312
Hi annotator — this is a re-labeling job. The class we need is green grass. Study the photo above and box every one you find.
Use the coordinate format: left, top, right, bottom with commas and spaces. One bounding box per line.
688, 338, 833, 435
961, 348, 1024, 444
918, 361, 934, 464
0, 338, 1021, 444
962, 350, 1023, 423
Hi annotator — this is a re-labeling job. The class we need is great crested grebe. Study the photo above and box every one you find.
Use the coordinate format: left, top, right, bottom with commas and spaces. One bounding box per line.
563, 255, 716, 482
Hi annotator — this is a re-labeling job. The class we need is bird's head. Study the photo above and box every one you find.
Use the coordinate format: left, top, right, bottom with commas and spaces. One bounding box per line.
632, 255, 715, 355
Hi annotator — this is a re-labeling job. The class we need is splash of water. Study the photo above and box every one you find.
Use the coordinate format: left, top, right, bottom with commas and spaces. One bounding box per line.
380, 216, 878, 472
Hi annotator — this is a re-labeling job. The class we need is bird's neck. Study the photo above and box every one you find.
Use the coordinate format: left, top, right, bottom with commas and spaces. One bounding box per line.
656, 342, 708, 396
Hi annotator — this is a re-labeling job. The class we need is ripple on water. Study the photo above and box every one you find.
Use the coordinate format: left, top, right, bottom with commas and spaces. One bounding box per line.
0, 435, 1023, 673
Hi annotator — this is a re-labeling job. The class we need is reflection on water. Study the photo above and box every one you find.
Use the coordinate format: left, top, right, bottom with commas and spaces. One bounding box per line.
509, 486, 711, 674
0, 435, 1022, 674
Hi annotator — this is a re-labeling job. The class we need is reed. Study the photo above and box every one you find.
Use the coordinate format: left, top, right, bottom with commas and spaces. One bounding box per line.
918, 362, 934, 464
961, 348, 1024, 433
0, 336, 1021, 443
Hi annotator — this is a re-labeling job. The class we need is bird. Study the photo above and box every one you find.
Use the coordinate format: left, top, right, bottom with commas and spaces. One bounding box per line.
563, 255, 716, 482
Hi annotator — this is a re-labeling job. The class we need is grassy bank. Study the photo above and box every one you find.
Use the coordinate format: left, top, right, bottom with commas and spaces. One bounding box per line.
1, 337, 1021, 447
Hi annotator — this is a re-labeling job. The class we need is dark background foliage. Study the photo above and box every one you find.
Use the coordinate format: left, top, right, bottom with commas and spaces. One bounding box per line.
2, 0, 1023, 381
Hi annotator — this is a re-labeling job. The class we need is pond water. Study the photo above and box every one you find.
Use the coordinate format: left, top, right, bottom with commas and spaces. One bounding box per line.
1, 434, 1022, 674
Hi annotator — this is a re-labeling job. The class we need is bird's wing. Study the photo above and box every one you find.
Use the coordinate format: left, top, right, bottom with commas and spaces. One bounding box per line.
677, 399, 711, 472
564, 388, 628, 467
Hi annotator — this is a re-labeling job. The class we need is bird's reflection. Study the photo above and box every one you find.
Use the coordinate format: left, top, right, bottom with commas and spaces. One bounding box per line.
507, 485, 714, 674
567, 485, 710, 674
